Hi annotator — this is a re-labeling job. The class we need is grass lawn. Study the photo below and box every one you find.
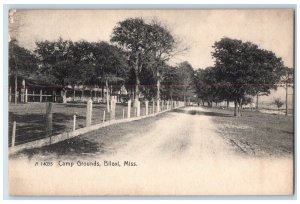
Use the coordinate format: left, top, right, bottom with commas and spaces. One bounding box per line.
205, 107, 294, 157
9, 102, 157, 146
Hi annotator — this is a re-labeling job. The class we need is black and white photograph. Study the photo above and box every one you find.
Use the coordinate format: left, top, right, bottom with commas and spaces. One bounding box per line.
7, 9, 294, 195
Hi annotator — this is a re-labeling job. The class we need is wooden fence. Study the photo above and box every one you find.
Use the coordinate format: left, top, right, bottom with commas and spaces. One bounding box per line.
9, 99, 185, 154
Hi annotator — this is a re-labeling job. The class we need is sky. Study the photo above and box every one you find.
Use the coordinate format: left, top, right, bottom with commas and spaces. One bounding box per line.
10, 9, 294, 69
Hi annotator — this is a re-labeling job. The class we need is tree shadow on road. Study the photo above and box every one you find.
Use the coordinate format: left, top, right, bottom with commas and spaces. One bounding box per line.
172, 109, 233, 117
11, 138, 105, 160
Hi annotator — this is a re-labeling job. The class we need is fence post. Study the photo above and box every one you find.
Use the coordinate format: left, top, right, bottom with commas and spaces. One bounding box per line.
106, 93, 110, 113
53, 90, 56, 102
61, 89, 67, 104
86, 99, 93, 127
137, 101, 140, 117
152, 99, 155, 114
122, 108, 125, 119
145, 100, 149, 116
45, 102, 53, 144
40, 89, 43, 102
110, 96, 116, 120
21, 79, 25, 103
73, 114, 76, 131
25, 88, 28, 103
102, 110, 106, 122
11, 121, 16, 147
127, 99, 131, 118
156, 99, 160, 113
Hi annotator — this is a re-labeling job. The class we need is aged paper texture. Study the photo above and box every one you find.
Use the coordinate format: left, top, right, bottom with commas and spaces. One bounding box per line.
8, 9, 294, 196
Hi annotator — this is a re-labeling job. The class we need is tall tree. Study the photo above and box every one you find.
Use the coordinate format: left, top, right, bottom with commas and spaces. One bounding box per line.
35, 38, 77, 103
194, 67, 220, 107
92, 41, 129, 111
176, 61, 195, 104
146, 19, 177, 103
111, 18, 150, 106
212, 37, 285, 116
9, 39, 38, 103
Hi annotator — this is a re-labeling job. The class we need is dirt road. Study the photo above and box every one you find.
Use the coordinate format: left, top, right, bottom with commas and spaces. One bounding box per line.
9, 106, 293, 195
105, 106, 236, 161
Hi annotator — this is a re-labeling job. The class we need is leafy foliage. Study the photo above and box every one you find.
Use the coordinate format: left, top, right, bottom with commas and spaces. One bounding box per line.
34, 38, 129, 87
274, 98, 284, 109
9, 39, 38, 79
211, 37, 284, 102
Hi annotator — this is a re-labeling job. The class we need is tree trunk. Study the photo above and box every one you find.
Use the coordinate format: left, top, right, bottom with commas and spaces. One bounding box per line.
239, 98, 243, 116
156, 70, 161, 100
101, 86, 104, 99
73, 87, 75, 102
156, 75, 161, 112
234, 100, 238, 116
81, 90, 84, 100
226, 100, 229, 109
134, 52, 140, 108
134, 76, 140, 107
106, 80, 110, 112
14, 75, 18, 104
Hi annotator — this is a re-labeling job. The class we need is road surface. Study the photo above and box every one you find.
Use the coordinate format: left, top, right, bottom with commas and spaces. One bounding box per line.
103, 106, 236, 161
9, 106, 293, 195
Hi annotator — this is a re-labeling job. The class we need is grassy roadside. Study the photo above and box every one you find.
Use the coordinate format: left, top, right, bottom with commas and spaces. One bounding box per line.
11, 112, 169, 160
205, 107, 294, 157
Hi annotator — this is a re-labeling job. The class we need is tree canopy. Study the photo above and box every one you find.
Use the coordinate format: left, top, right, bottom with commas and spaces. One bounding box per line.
111, 18, 178, 103
9, 39, 38, 79
34, 38, 129, 88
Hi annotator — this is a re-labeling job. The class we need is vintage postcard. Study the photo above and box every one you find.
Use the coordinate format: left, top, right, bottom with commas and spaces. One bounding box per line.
8, 9, 294, 196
